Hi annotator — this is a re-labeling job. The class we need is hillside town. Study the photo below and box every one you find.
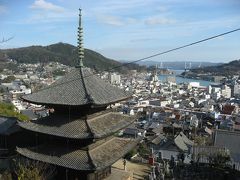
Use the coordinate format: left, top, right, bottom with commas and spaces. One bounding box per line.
0, 56, 240, 179
0, 1, 240, 179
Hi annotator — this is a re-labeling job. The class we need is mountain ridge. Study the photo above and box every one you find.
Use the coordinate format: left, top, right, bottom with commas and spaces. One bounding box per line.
124, 60, 222, 69
0, 42, 144, 72
188, 59, 240, 76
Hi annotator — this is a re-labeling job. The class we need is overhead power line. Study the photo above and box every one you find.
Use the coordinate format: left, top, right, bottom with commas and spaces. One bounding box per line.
31, 28, 240, 92
84, 27, 240, 77
0, 36, 14, 44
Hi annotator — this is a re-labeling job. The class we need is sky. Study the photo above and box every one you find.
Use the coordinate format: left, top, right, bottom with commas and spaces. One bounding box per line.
0, 0, 240, 63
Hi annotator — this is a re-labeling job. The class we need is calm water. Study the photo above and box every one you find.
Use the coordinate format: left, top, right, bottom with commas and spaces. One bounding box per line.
158, 70, 213, 87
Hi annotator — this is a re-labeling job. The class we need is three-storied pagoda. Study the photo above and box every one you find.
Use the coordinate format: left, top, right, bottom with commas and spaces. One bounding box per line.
17, 9, 137, 180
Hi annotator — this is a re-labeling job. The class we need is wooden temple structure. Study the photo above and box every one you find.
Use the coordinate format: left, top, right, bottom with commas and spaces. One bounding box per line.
17, 9, 137, 180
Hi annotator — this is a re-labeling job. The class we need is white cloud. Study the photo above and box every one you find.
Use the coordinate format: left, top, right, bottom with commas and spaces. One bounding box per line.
97, 15, 137, 26
145, 16, 175, 25
0, 5, 7, 14
155, 6, 168, 12
30, 0, 64, 12
18, 0, 77, 24
26, 10, 76, 24
98, 15, 124, 26
130, 38, 158, 43
88, 1, 172, 27
92, 0, 153, 13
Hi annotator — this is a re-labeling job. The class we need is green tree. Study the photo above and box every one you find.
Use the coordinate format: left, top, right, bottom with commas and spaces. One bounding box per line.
208, 149, 230, 168
124, 149, 137, 160
52, 69, 66, 76
2, 75, 16, 83
0, 102, 29, 121
177, 152, 185, 163
0, 170, 12, 180
14, 158, 56, 180
0, 87, 5, 93
138, 143, 150, 157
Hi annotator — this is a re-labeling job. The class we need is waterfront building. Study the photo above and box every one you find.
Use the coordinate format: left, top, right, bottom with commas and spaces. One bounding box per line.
166, 76, 176, 84
16, 9, 137, 180
150, 65, 159, 82
109, 73, 121, 85
189, 82, 200, 88
213, 76, 225, 83
234, 84, 240, 97
221, 85, 232, 99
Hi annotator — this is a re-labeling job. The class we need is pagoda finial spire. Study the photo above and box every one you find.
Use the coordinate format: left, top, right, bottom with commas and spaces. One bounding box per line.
77, 8, 84, 67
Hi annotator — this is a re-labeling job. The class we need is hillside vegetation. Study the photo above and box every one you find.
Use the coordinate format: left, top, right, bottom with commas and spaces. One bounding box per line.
190, 60, 240, 76
0, 43, 144, 72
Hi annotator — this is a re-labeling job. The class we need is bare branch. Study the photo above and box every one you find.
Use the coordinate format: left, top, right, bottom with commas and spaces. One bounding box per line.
0, 36, 14, 43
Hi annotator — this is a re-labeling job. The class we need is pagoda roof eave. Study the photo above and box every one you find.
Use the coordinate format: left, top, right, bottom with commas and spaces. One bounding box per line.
21, 96, 132, 107
89, 137, 139, 170
20, 96, 84, 107
16, 137, 139, 171
21, 68, 132, 106
93, 96, 132, 107
18, 111, 136, 139
88, 112, 137, 139
16, 146, 94, 171
18, 122, 94, 139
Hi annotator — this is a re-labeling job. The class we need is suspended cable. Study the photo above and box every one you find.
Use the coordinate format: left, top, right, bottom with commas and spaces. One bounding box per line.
83, 27, 240, 78
30, 28, 240, 92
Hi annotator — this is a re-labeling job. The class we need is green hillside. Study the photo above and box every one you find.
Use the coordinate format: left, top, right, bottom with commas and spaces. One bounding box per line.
0, 43, 143, 72
190, 60, 240, 76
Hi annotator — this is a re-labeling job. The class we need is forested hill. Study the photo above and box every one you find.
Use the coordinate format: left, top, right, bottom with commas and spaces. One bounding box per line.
0, 43, 143, 72
190, 60, 240, 76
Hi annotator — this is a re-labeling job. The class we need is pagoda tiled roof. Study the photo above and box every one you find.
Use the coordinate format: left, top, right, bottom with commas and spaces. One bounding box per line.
17, 137, 138, 170
22, 68, 131, 106
89, 137, 138, 169
18, 114, 92, 139
88, 112, 135, 138
18, 111, 136, 139
0, 116, 20, 135
17, 145, 93, 170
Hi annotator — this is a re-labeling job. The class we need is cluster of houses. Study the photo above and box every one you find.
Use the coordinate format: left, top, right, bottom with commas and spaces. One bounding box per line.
109, 70, 240, 177
0, 9, 239, 179
0, 62, 72, 107
0, 60, 240, 177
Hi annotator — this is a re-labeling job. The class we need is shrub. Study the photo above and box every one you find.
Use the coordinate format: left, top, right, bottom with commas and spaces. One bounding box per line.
13, 158, 56, 180
124, 149, 137, 160
0, 102, 29, 121
138, 143, 150, 157
208, 149, 230, 167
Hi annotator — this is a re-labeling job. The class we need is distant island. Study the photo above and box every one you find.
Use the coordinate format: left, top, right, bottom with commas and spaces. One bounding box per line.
189, 60, 240, 76
133, 60, 222, 70
182, 60, 240, 77
180, 59, 240, 82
